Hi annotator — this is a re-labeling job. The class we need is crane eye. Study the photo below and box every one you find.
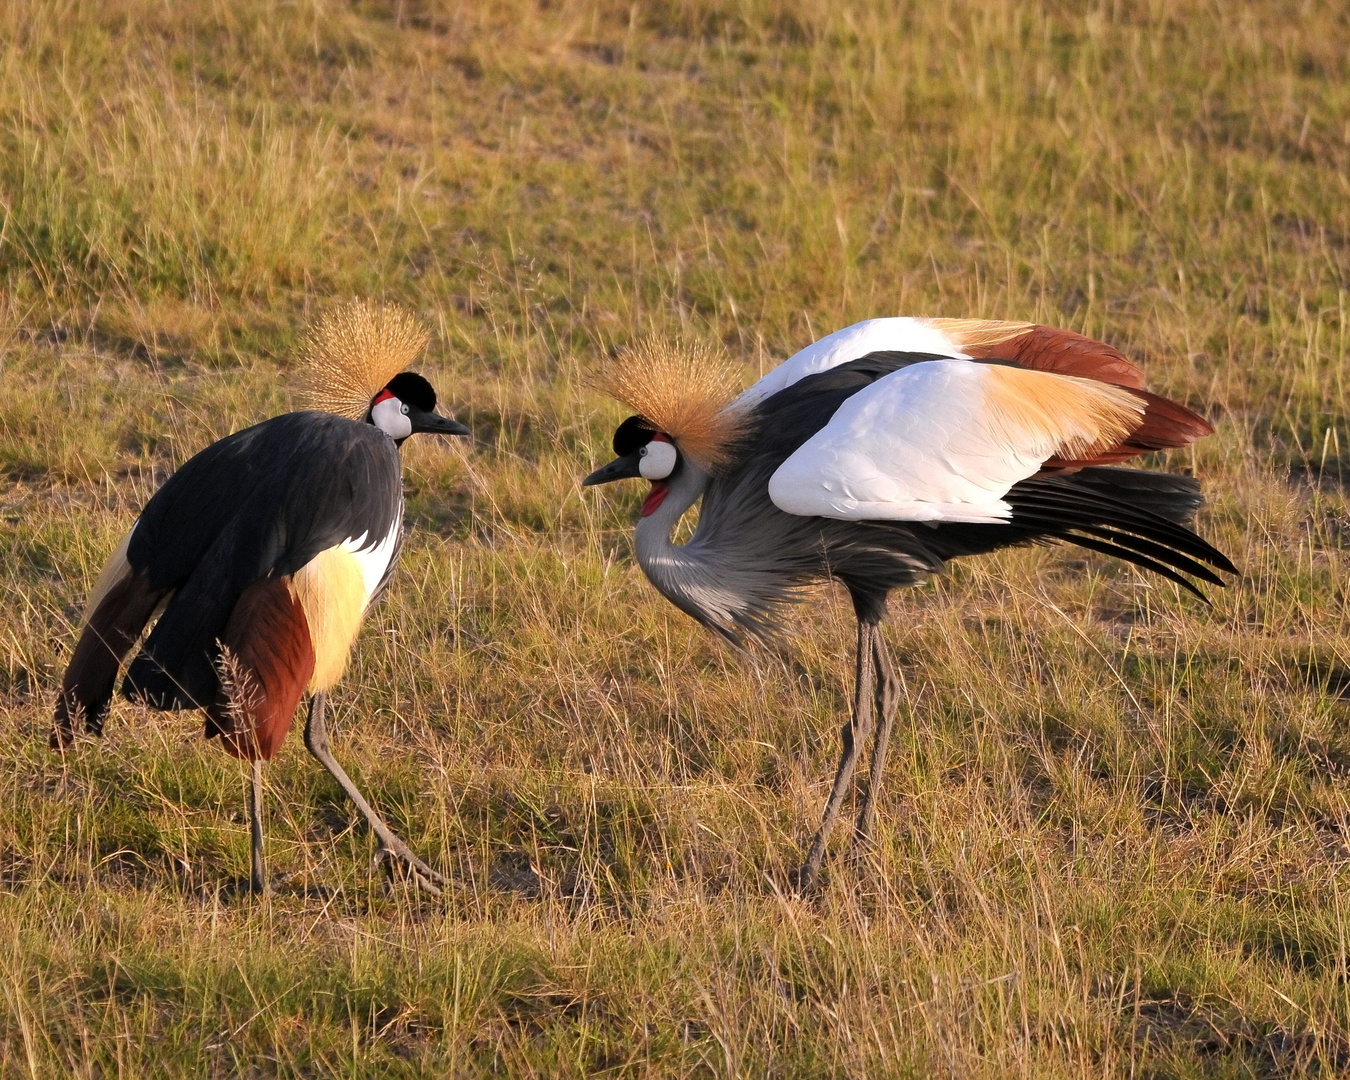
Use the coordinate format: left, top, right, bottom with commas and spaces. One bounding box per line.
638, 439, 677, 480
400, 403, 410, 415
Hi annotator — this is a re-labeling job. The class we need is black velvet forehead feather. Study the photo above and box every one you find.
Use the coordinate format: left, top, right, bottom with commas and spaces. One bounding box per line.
383, 371, 437, 412
613, 415, 657, 456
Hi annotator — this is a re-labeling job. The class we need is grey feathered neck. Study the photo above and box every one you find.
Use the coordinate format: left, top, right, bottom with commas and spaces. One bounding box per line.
634, 460, 811, 646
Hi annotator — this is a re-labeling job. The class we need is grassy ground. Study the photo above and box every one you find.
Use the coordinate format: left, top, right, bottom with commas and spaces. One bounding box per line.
2, 0, 1349, 1074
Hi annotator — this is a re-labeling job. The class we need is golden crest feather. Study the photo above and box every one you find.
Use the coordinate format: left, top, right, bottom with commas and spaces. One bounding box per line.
595, 338, 748, 469
299, 301, 429, 420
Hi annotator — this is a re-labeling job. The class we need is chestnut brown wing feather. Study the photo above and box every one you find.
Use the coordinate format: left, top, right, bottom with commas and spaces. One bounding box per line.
207, 577, 317, 761
963, 323, 1147, 389
962, 324, 1213, 467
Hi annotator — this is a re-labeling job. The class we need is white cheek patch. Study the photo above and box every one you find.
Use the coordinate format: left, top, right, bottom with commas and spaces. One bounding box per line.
371, 397, 412, 440
639, 439, 678, 479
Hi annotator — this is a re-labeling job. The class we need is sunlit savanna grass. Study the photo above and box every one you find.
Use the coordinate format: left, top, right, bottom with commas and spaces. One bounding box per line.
3, 0, 1350, 1075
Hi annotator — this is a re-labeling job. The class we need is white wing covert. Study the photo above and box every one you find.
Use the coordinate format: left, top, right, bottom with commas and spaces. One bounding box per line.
767, 360, 1145, 524
734, 318, 968, 410
733, 316, 1040, 410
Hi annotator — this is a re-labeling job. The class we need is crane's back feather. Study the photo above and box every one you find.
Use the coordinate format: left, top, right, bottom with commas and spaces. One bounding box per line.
983, 365, 1144, 461
767, 359, 1146, 522
927, 318, 1036, 354
644, 351, 1232, 642
734, 318, 971, 408
734, 317, 1157, 407
83, 530, 135, 621
118, 412, 401, 727
54, 571, 170, 746
954, 321, 1147, 389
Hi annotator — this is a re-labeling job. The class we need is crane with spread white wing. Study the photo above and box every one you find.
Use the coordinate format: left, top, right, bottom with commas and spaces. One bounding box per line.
584, 319, 1236, 891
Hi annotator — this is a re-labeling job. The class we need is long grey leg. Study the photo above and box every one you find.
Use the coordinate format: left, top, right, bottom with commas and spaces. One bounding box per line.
249, 758, 269, 896
854, 627, 901, 846
303, 692, 444, 895
796, 621, 877, 892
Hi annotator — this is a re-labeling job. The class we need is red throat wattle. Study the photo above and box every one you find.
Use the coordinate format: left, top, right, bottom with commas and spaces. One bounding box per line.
641, 482, 670, 517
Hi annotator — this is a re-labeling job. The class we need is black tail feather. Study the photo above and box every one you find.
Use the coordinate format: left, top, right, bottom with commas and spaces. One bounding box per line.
1022, 470, 1233, 593
1068, 466, 1207, 525
1052, 533, 1211, 599
1009, 485, 1234, 573
926, 467, 1237, 598
1070, 524, 1228, 587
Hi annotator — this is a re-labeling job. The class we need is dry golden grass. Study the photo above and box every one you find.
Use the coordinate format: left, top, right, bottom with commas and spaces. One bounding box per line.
2, 0, 1350, 1075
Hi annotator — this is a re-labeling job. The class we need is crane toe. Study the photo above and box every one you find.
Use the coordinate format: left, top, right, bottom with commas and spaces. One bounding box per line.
374, 843, 445, 895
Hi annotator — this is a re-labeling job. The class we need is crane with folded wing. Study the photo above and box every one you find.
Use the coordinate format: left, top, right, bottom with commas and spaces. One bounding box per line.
54, 302, 469, 895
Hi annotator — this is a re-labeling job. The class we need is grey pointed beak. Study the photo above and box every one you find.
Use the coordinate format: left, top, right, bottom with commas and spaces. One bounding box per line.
582, 453, 642, 486
409, 406, 471, 437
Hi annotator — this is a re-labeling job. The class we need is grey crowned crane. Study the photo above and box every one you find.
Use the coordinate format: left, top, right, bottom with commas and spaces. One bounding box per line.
584, 319, 1236, 891
53, 302, 468, 895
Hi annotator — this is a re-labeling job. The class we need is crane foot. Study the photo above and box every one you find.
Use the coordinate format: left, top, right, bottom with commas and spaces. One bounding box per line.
790, 857, 825, 896
373, 839, 445, 896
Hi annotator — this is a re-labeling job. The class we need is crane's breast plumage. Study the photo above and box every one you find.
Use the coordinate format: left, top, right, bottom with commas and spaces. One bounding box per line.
766, 360, 1143, 523
289, 522, 401, 691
